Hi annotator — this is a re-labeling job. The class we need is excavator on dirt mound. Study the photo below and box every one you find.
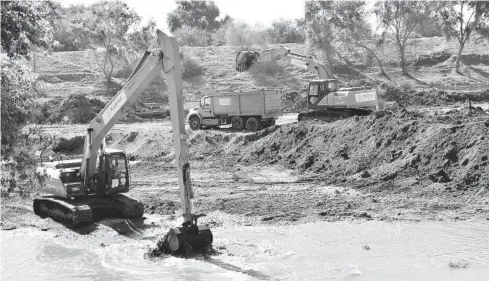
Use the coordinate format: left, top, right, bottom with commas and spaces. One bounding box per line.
34, 30, 212, 254
236, 47, 379, 122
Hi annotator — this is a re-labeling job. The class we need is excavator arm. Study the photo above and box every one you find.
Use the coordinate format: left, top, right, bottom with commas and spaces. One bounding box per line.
236, 46, 335, 79
80, 50, 164, 183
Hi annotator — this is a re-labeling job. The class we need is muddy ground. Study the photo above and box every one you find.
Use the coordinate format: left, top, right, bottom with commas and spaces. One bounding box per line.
2, 107, 489, 235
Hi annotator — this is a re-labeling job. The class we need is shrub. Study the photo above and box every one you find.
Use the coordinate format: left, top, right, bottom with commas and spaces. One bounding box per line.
181, 53, 204, 79
174, 25, 212, 47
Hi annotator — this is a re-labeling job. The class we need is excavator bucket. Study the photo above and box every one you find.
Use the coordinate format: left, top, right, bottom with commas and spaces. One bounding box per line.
236, 50, 259, 72
156, 29, 213, 256
162, 216, 213, 255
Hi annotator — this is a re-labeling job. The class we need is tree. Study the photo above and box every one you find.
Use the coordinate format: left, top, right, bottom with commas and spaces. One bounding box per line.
268, 18, 305, 44
374, 1, 431, 75
1, 64, 37, 157
167, 0, 221, 32
472, 1, 489, 38
1, 0, 59, 59
224, 21, 253, 48
173, 25, 212, 46
52, 4, 91, 51
128, 19, 157, 51
334, 1, 386, 75
70, 0, 140, 83
305, 1, 338, 65
436, 1, 488, 73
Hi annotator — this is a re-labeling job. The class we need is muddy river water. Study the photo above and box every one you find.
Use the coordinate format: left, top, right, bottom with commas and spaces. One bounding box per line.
2, 220, 489, 281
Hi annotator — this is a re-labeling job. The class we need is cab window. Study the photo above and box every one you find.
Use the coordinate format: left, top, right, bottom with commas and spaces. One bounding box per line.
309, 84, 319, 96
203, 97, 211, 106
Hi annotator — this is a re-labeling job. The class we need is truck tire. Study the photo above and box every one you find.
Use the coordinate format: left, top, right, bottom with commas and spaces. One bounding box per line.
189, 116, 201, 130
231, 117, 245, 130
246, 117, 261, 132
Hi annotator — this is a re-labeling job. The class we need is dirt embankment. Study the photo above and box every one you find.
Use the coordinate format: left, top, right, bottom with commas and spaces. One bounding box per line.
46, 108, 489, 195
182, 110, 489, 192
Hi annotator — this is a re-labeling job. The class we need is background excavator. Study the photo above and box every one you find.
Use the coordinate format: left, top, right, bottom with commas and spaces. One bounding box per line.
34, 29, 212, 254
236, 47, 379, 122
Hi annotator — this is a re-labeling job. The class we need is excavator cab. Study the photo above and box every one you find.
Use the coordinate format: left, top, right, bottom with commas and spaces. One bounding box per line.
96, 150, 129, 194
307, 79, 338, 106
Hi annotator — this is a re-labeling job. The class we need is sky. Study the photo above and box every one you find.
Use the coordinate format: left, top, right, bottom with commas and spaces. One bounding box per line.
58, 0, 307, 31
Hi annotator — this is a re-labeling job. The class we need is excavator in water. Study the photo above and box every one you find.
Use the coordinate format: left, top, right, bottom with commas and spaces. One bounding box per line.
34, 29, 212, 254
236, 47, 379, 122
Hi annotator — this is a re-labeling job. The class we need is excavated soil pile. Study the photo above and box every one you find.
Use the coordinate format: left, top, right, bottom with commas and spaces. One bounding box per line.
243, 112, 489, 191
185, 110, 489, 192
379, 86, 489, 107
40, 94, 168, 124
42, 94, 106, 124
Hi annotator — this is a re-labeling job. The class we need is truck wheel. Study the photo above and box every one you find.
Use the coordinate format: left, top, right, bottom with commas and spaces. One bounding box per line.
189, 116, 201, 130
231, 117, 245, 130
246, 117, 261, 132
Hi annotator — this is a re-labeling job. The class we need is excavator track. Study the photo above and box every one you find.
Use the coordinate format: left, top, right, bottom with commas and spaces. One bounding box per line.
33, 197, 94, 228
33, 194, 144, 228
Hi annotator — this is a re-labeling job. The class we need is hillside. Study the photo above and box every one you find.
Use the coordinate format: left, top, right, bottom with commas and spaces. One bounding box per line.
22, 37, 489, 125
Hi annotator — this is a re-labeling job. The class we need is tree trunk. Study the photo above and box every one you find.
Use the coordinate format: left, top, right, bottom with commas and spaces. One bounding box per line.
355, 42, 387, 76
400, 45, 408, 76
455, 42, 465, 73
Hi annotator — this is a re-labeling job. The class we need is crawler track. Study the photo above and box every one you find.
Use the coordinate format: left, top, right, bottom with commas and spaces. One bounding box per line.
33, 194, 144, 228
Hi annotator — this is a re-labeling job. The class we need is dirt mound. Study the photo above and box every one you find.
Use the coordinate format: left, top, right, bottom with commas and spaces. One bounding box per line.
44, 94, 106, 124
53, 136, 85, 154
181, 111, 489, 192
378, 84, 489, 107
234, 112, 489, 191
415, 51, 452, 66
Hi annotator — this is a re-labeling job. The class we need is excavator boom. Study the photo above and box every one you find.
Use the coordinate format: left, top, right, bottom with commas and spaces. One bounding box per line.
236, 46, 334, 79
80, 51, 164, 182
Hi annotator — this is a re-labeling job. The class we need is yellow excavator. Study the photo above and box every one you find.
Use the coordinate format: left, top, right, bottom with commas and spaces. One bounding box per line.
34, 30, 212, 254
236, 47, 379, 122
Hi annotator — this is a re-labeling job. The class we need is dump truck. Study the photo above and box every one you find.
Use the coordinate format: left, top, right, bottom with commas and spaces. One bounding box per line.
187, 89, 282, 131
236, 47, 379, 122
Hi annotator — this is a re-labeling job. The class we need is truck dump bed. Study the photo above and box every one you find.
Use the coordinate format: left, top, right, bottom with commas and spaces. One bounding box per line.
210, 89, 282, 118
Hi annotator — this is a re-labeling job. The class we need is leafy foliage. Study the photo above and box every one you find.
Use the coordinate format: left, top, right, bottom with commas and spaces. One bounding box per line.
52, 4, 90, 51
436, 1, 488, 72
128, 19, 157, 51
174, 25, 212, 47
268, 18, 305, 44
472, 1, 489, 38
167, 0, 223, 32
305, 1, 368, 65
1, 64, 37, 157
374, 1, 432, 75
70, 0, 141, 82
332, 1, 386, 75
1, 0, 59, 58
223, 21, 270, 48
181, 53, 204, 79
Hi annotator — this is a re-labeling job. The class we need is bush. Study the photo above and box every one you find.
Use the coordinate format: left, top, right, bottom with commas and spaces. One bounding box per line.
174, 25, 212, 47
224, 21, 270, 48
181, 53, 204, 79
268, 18, 305, 44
